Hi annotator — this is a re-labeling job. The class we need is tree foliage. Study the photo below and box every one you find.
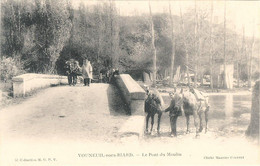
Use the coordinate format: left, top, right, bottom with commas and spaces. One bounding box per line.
1, 0, 72, 73
1, 0, 259, 81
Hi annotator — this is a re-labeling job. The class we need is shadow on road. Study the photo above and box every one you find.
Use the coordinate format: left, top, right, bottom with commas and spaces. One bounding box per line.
106, 84, 130, 116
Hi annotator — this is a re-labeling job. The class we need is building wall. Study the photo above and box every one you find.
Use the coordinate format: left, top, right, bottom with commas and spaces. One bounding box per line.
212, 64, 234, 89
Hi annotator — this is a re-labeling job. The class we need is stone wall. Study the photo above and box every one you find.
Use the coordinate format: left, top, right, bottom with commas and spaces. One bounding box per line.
212, 64, 234, 89
115, 74, 146, 138
12, 73, 67, 97
115, 74, 146, 115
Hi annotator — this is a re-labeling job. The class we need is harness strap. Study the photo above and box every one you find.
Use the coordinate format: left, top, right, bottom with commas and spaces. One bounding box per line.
196, 101, 202, 112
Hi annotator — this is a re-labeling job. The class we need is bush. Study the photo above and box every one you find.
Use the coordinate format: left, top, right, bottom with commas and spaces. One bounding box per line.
0, 56, 24, 82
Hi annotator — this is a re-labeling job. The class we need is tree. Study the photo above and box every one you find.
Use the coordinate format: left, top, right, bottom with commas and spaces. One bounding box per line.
248, 25, 255, 88
246, 80, 259, 140
118, 15, 152, 72
149, 1, 157, 85
179, 3, 190, 86
1, 0, 27, 57
95, 4, 105, 71
194, 0, 198, 88
168, 2, 175, 85
1, 0, 258, 80
30, 0, 72, 73
223, 0, 227, 89
209, 1, 214, 89
96, 1, 120, 69
110, 1, 120, 68
234, 27, 243, 88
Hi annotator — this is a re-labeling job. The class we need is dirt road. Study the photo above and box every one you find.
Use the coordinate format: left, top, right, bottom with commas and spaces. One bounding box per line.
0, 83, 129, 143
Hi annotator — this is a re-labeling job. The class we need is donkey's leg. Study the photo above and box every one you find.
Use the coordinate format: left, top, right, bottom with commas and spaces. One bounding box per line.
185, 114, 191, 134
205, 110, 209, 133
145, 114, 150, 133
193, 111, 200, 138
150, 114, 155, 133
199, 112, 203, 132
157, 112, 162, 135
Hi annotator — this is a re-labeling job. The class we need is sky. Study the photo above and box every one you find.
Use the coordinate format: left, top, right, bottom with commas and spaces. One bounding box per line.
71, 0, 260, 38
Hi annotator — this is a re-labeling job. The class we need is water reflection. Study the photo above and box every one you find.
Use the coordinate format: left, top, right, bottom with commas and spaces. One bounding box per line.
162, 93, 251, 119
160, 93, 251, 136
209, 94, 251, 119
225, 94, 233, 117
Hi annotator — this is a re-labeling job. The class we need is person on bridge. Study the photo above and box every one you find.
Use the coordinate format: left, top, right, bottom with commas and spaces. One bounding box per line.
65, 59, 80, 86
82, 59, 93, 86
71, 60, 81, 86
65, 60, 72, 86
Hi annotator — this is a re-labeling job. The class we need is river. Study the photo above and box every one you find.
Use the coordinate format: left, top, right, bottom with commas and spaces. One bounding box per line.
147, 93, 252, 137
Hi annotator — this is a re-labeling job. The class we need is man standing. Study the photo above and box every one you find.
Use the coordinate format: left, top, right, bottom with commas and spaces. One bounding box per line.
65, 59, 81, 86
71, 60, 81, 86
82, 59, 93, 86
164, 92, 183, 137
65, 60, 73, 86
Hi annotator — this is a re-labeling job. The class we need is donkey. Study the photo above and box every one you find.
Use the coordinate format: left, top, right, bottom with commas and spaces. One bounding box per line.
182, 90, 209, 137
145, 90, 163, 135
169, 89, 209, 137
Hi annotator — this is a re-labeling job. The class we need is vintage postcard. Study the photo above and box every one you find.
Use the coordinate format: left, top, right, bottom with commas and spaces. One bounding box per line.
0, 0, 259, 165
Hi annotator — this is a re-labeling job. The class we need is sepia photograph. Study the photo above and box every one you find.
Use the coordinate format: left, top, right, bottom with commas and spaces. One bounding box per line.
0, 0, 259, 165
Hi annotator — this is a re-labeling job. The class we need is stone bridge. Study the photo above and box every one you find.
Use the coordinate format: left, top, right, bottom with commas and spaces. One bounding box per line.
0, 74, 146, 144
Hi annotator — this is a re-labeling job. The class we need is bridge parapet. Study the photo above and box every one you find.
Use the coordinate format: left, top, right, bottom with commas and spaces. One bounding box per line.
115, 74, 146, 115
12, 73, 67, 97
115, 74, 146, 138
